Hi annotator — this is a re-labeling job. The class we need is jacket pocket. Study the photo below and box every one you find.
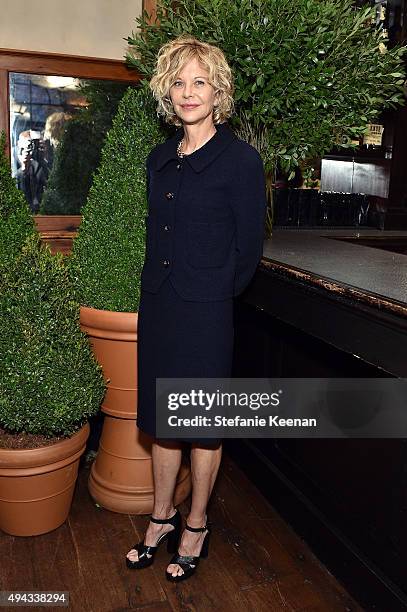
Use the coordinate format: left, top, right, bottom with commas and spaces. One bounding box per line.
144, 215, 156, 260
187, 220, 235, 269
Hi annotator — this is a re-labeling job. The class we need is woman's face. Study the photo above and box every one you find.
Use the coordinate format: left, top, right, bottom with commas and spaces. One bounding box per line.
169, 57, 219, 126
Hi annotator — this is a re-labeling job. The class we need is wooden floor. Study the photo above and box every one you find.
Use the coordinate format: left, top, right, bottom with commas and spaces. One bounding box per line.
0, 452, 362, 612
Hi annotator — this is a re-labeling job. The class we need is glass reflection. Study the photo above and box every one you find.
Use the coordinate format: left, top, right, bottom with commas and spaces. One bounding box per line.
9, 73, 129, 214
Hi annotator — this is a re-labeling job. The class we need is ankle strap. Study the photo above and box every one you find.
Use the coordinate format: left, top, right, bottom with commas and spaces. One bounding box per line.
185, 522, 209, 532
150, 509, 178, 524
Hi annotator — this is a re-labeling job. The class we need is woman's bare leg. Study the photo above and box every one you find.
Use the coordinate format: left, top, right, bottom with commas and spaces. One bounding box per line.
166, 443, 222, 577
126, 440, 182, 562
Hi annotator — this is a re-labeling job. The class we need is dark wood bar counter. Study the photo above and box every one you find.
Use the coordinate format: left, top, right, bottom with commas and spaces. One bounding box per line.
262, 228, 407, 318
228, 228, 407, 612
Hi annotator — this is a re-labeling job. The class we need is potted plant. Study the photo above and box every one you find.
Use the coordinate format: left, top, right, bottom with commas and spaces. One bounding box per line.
67, 86, 191, 514
126, 0, 407, 234
0, 134, 106, 536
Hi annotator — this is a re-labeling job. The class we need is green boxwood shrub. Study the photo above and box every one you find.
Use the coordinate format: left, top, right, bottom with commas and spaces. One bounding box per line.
68, 86, 168, 312
0, 132, 35, 277
127, 0, 407, 233
0, 136, 106, 438
0, 234, 106, 437
127, 0, 407, 177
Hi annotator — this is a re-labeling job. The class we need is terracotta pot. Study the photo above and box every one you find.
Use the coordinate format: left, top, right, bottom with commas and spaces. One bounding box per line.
80, 306, 137, 419
0, 422, 90, 536
80, 306, 191, 514
88, 416, 191, 514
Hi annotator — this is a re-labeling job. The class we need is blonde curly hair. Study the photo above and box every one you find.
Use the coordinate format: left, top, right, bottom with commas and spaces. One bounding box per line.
149, 34, 235, 127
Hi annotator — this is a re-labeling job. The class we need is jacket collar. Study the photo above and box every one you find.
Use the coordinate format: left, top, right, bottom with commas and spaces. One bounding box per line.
155, 121, 237, 173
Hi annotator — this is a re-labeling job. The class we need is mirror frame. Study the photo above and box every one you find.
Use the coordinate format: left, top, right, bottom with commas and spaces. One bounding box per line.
0, 48, 140, 158
0, 48, 140, 249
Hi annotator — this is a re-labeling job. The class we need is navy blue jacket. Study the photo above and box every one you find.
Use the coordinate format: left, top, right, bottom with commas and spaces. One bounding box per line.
140, 121, 267, 301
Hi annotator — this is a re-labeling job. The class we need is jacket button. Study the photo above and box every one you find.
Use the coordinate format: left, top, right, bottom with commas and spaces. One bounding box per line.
163, 259, 170, 267
165, 192, 174, 200
163, 224, 171, 231
176, 163, 181, 170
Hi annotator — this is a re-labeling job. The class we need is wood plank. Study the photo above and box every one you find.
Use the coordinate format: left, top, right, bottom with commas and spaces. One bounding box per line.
207, 465, 301, 589
66, 461, 168, 611
240, 573, 335, 612
39, 232, 77, 238
263, 519, 363, 612
0, 69, 9, 157
40, 237, 75, 255
113, 603, 173, 612
0, 518, 91, 611
0, 452, 362, 612
34, 215, 81, 232
217, 454, 363, 610
220, 453, 283, 520
155, 547, 247, 612
0, 48, 139, 82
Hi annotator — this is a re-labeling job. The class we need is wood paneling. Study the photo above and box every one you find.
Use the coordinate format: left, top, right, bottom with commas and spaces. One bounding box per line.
34, 215, 82, 233
0, 68, 9, 158
33, 217, 81, 253
0, 48, 140, 81
143, 0, 158, 24
229, 263, 407, 610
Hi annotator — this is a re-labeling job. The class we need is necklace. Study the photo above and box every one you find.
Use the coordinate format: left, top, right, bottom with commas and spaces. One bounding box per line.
177, 138, 186, 159
177, 130, 217, 158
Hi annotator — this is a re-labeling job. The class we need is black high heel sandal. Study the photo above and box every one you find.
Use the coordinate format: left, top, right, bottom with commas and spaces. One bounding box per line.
166, 521, 211, 582
126, 509, 182, 570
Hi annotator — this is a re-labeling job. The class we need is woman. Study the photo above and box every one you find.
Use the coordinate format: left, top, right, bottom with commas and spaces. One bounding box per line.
126, 35, 267, 582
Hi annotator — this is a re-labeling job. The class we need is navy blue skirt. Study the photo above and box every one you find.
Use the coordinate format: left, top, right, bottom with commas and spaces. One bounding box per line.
136, 276, 234, 447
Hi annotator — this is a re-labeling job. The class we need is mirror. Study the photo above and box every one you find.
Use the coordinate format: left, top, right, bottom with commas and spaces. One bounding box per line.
9, 72, 130, 215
